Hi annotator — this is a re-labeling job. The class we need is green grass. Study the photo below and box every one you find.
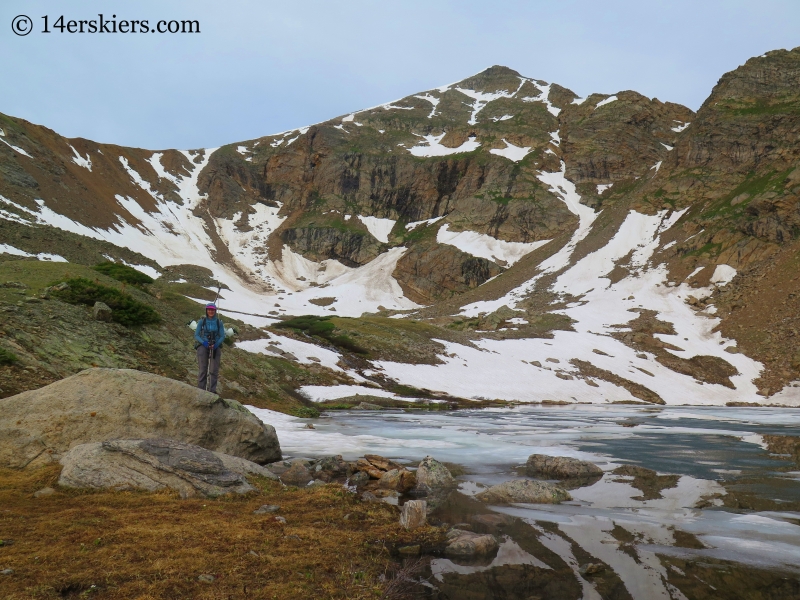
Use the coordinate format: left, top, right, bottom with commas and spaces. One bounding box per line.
93, 262, 155, 285
722, 99, 800, 116
51, 278, 161, 327
275, 315, 369, 355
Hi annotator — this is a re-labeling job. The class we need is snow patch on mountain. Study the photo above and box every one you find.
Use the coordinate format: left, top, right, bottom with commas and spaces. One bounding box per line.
406, 216, 444, 231
595, 95, 618, 109
381, 208, 766, 405
69, 145, 92, 171
358, 215, 396, 243
710, 265, 737, 286
0, 243, 66, 262
0, 135, 32, 158
521, 82, 561, 116
437, 224, 549, 266
264, 246, 419, 316
407, 133, 481, 157
414, 94, 441, 118
216, 204, 287, 280
490, 139, 532, 162
266, 245, 351, 291
455, 78, 526, 125
237, 333, 356, 376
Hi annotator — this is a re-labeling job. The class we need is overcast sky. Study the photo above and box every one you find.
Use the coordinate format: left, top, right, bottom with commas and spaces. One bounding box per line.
2, 0, 798, 150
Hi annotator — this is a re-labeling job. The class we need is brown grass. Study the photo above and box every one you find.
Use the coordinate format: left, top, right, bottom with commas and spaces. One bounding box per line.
0, 466, 441, 599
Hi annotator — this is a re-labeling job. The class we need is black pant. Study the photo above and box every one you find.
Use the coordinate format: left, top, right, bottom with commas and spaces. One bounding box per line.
197, 345, 222, 393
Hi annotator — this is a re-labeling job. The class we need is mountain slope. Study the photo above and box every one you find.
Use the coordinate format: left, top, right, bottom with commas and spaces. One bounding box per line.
1, 49, 799, 406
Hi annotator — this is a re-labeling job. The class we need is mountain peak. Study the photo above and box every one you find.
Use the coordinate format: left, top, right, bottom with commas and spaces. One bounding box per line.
455, 65, 526, 94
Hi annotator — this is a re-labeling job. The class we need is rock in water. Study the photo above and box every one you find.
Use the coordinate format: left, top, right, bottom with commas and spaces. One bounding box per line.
0, 368, 281, 468
92, 301, 112, 322
444, 529, 499, 558
399, 500, 427, 530
58, 438, 276, 498
525, 454, 603, 479
415, 455, 456, 493
475, 480, 571, 505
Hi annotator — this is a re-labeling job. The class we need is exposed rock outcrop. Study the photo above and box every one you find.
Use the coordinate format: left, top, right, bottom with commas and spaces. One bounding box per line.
0, 368, 281, 468
58, 438, 276, 498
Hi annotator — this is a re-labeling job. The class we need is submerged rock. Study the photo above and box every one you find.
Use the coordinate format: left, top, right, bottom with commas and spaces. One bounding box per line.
444, 529, 499, 558
58, 438, 276, 498
475, 479, 571, 505
0, 368, 282, 468
525, 454, 603, 479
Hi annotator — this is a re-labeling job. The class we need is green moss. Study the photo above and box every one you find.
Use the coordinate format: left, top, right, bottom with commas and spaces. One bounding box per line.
93, 262, 154, 285
0, 346, 18, 365
51, 278, 161, 327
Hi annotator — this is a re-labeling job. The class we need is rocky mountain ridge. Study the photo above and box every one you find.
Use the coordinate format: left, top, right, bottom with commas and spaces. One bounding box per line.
1, 47, 799, 405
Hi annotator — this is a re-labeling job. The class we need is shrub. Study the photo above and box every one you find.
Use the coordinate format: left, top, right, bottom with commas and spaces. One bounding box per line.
292, 406, 321, 418
93, 262, 155, 285
0, 347, 18, 365
276, 315, 368, 355
52, 278, 160, 326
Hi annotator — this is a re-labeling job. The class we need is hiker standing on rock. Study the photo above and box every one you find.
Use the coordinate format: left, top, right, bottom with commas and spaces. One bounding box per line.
195, 303, 226, 393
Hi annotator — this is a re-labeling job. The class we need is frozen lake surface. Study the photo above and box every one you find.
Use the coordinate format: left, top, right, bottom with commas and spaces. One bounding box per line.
249, 404, 800, 599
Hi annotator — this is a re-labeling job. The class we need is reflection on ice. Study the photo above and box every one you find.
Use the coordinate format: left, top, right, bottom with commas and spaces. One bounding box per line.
248, 403, 800, 597
430, 537, 551, 581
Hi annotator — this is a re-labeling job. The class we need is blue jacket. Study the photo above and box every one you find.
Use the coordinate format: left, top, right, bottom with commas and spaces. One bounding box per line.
195, 316, 226, 347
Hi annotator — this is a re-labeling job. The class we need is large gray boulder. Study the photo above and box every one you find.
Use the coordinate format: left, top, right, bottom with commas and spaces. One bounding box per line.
0, 368, 281, 468
415, 455, 456, 493
475, 479, 571, 505
525, 454, 603, 479
59, 438, 277, 498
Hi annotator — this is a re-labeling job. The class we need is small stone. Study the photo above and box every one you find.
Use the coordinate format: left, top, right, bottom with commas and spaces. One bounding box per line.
579, 563, 605, 576
198, 574, 215, 583
274, 516, 287, 524
348, 471, 369, 487
92, 301, 112, 322
248, 550, 259, 557
33, 487, 55, 498
1, 568, 14, 575
399, 500, 427, 530
285, 534, 301, 541
280, 462, 312, 486
353, 402, 382, 410
360, 491, 379, 503
253, 504, 280, 515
